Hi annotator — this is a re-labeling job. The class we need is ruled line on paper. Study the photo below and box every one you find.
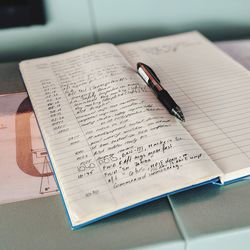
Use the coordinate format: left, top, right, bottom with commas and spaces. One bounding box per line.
118, 33, 250, 177
161, 52, 250, 164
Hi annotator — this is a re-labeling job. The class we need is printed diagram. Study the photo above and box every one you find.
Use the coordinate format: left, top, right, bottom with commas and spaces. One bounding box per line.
32, 149, 57, 194
15, 96, 58, 195
0, 92, 58, 205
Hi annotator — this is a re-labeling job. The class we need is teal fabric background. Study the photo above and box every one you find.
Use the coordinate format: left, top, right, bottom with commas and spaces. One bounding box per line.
1, 0, 250, 61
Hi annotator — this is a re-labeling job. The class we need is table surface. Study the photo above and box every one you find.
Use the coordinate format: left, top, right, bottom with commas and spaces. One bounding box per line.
0, 40, 250, 250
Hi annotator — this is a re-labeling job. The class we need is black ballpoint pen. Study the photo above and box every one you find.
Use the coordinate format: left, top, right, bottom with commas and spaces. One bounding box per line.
137, 62, 185, 122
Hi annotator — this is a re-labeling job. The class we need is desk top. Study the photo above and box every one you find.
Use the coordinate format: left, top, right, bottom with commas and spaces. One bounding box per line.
0, 40, 250, 250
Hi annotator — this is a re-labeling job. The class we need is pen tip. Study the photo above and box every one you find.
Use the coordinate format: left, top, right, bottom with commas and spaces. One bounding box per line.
177, 115, 185, 122
172, 107, 185, 122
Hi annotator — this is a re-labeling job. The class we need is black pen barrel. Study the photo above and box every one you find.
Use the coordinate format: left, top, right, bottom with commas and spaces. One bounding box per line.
157, 89, 177, 113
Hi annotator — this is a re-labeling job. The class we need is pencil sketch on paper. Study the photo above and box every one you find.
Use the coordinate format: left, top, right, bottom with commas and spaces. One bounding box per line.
0, 92, 58, 205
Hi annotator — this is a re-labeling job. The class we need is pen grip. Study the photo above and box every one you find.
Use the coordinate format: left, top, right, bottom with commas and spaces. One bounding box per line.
157, 90, 177, 113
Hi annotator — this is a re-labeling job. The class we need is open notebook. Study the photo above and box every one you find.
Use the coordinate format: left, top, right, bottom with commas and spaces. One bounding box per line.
19, 32, 250, 230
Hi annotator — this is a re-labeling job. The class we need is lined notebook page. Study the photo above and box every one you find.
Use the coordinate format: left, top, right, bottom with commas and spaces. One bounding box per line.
118, 31, 250, 182
20, 43, 221, 228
